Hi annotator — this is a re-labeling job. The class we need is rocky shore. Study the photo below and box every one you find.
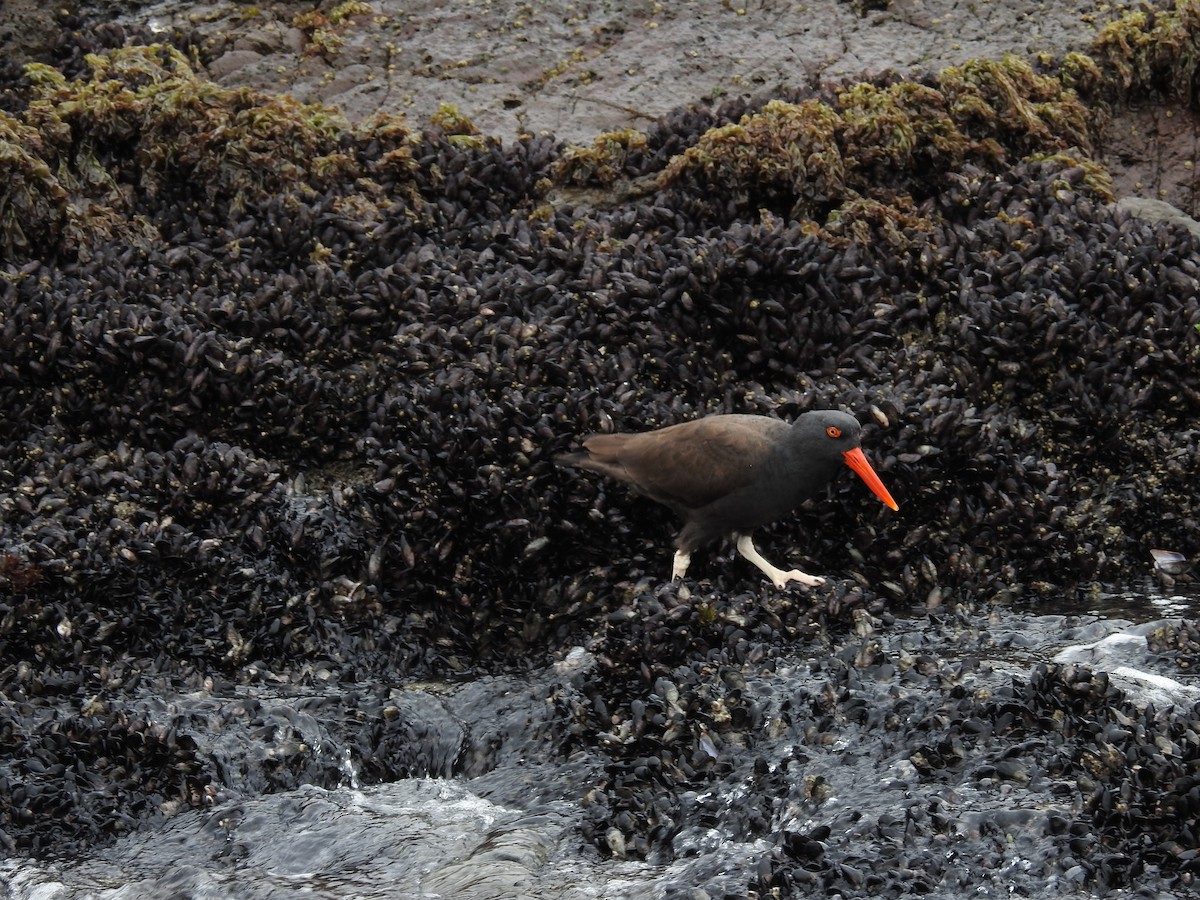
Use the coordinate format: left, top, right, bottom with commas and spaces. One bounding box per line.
2, 0, 1200, 895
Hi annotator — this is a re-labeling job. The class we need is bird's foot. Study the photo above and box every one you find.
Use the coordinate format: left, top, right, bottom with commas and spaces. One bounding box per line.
768, 569, 826, 590
735, 534, 826, 590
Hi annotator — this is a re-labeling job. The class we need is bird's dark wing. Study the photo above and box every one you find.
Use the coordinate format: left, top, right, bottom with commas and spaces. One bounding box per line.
582, 416, 779, 511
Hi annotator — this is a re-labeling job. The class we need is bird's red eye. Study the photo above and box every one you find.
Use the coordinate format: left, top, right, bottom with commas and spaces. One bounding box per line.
826, 426, 842, 438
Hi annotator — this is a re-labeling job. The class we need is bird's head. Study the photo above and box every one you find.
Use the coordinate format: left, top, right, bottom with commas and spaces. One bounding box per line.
800, 410, 899, 511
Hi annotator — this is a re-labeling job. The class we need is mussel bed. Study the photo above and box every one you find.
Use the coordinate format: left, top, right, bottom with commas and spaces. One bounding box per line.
1, 13, 1200, 895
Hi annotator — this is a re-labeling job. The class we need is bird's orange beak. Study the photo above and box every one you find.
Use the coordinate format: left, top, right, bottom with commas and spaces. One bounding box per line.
842, 447, 899, 511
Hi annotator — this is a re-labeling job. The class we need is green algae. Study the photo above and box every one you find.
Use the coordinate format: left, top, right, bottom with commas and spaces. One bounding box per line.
935, 55, 1091, 154
3, 0, 1200, 262
1089, 0, 1200, 102
293, 0, 375, 59
659, 54, 1094, 228
0, 45, 424, 260
576, 0, 1197, 237
553, 129, 650, 187
24, 46, 355, 205
0, 114, 70, 258
430, 103, 500, 151
661, 99, 846, 217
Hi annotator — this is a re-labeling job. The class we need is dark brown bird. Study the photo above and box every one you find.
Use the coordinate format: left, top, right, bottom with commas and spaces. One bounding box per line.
557, 410, 898, 588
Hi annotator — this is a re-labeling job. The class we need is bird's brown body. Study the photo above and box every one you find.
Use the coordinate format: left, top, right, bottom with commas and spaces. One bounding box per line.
557, 410, 898, 587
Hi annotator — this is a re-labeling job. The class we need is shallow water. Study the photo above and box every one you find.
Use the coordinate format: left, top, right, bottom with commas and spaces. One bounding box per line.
4, 585, 1198, 900
1045, 580, 1200, 623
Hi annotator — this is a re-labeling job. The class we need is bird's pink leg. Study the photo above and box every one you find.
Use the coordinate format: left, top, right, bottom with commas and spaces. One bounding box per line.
735, 534, 825, 589
671, 550, 691, 580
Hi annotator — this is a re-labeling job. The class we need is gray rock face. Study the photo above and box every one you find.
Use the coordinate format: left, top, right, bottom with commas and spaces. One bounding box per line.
7, 0, 1193, 211
0, 0, 1117, 143
161, 0, 1113, 143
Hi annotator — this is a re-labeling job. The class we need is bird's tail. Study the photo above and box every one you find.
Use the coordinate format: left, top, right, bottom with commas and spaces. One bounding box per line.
555, 451, 591, 468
